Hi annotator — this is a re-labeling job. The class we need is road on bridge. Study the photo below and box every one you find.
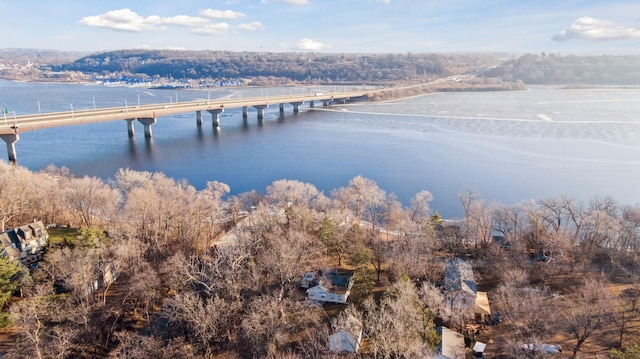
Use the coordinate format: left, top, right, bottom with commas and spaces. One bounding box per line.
0, 89, 370, 135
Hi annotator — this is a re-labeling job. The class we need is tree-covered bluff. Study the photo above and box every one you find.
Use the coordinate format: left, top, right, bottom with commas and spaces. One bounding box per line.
483, 53, 640, 85
56, 49, 506, 84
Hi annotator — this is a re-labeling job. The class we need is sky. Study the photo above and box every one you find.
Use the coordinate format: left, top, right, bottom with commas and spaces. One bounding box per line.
1, 0, 639, 54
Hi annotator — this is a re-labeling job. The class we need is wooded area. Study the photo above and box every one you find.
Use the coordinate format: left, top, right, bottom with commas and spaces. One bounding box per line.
484, 53, 640, 85
56, 50, 503, 84
1, 160, 640, 358
3, 49, 639, 87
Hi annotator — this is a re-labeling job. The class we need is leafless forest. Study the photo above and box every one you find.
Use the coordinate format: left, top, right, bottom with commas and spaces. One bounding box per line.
1, 159, 640, 358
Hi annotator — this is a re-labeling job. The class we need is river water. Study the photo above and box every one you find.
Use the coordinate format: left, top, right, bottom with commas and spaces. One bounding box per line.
2, 80, 640, 218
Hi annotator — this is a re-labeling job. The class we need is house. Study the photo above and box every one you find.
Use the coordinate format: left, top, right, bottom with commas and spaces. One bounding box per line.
0, 220, 48, 264
443, 258, 477, 311
435, 326, 465, 359
329, 315, 363, 353
306, 270, 354, 304
17, 221, 48, 255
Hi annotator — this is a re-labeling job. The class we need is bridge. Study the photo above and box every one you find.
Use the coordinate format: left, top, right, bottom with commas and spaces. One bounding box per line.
0, 89, 370, 163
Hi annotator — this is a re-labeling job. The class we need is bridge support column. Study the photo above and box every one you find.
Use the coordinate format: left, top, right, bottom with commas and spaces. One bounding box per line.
279, 103, 285, 115
242, 106, 248, 119
322, 99, 332, 108
208, 109, 224, 127
125, 119, 135, 137
289, 101, 303, 114
137, 117, 157, 138
0, 133, 19, 164
309, 101, 315, 108
253, 105, 268, 120
196, 111, 203, 126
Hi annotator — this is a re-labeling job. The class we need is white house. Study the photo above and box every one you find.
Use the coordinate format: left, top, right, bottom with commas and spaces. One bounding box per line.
306, 271, 354, 304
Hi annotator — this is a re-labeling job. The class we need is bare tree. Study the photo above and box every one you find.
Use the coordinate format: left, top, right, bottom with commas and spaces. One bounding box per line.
8, 283, 77, 359
459, 189, 480, 247
363, 279, 437, 358
494, 284, 553, 352
162, 291, 241, 355
565, 277, 610, 359
0, 162, 37, 231
611, 286, 640, 348
61, 175, 121, 228
332, 176, 387, 281
331, 175, 385, 225
241, 294, 318, 358
409, 190, 433, 223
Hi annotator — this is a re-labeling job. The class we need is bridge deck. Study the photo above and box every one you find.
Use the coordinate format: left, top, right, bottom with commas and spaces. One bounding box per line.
0, 90, 370, 135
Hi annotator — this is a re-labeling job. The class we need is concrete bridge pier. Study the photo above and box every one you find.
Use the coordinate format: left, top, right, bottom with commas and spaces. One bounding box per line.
253, 105, 268, 120
137, 117, 157, 138
334, 98, 348, 104
125, 119, 136, 137
196, 111, 203, 126
208, 109, 224, 127
0, 133, 19, 163
290, 101, 304, 114
309, 101, 315, 108
322, 99, 332, 108
242, 106, 248, 119
279, 103, 285, 116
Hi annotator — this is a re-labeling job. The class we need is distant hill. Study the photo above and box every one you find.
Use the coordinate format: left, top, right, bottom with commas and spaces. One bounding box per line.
5, 48, 636, 86
55, 49, 506, 83
0, 48, 87, 66
482, 53, 640, 85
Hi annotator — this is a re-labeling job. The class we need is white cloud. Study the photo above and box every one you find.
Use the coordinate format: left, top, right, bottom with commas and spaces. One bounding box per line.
79, 9, 208, 32
192, 23, 232, 35
276, 0, 309, 5
199, 9, 246, 20
80, 9, 156, 32
236, 21, 265, 31
372, 0, 391, 3
158, 15, 210, 27
296, 38, 330, 51
553, 16, 640, 41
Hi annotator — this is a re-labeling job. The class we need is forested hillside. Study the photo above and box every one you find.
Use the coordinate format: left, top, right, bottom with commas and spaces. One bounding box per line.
3, 49, 640, 86
482, 53, 640, 85
0, 49, 86, 66
57, 49, 506, 83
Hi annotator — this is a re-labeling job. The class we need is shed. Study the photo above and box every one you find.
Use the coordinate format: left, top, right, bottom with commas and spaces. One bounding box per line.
472, 341, 487, 358
329, 315, 363, 353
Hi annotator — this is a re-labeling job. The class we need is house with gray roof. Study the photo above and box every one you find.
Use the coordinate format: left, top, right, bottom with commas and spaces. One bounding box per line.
443, 258, 477, 312
306, 270, 354, 304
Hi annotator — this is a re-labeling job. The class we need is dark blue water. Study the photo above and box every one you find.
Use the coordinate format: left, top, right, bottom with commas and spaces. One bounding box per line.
2, 80, 640, 218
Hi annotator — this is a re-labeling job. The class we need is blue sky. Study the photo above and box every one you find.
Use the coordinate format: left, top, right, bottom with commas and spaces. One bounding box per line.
1, 0, 639, 54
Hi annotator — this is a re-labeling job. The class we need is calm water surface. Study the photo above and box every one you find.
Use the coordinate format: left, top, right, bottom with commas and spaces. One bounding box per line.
2, 80, 640, 218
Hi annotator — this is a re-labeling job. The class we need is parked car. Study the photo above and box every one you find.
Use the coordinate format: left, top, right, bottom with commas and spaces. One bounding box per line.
521, 343, 562, 355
